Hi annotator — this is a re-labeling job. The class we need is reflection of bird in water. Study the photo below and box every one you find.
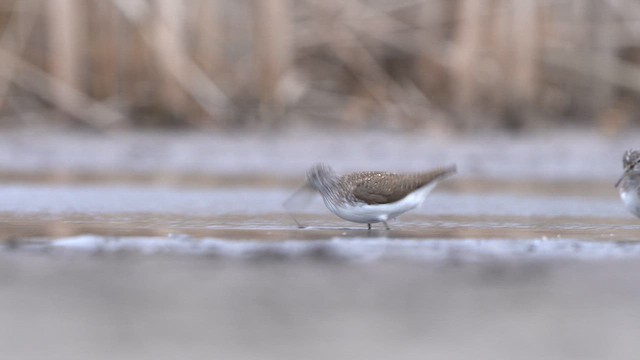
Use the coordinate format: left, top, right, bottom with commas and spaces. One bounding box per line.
616, 149, 640, 218
286, 163, 456, 230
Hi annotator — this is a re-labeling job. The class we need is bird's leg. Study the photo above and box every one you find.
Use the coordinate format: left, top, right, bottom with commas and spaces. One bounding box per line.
383, 221, 390, 230
367, 223, 371, 230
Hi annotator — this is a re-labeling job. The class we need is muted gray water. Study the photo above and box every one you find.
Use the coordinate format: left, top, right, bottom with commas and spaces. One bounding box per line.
2, 253, 640, 360
0, 127, 636, 180
0, 185, 628, 218
1, 128, 640, 359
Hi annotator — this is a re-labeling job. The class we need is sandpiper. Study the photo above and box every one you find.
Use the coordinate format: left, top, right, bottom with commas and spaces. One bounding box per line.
306, 163, 457, 230
615, 149, 640, 217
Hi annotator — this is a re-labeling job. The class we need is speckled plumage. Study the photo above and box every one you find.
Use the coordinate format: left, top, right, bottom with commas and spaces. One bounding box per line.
306, 163, 457, 229
616, 149, 640, 218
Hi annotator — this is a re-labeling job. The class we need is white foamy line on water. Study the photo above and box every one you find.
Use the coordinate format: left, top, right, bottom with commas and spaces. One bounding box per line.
11, 235, 640, 262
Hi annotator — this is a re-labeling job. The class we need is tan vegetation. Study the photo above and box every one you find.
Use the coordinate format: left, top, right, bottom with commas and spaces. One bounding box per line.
0, 0, 638, 131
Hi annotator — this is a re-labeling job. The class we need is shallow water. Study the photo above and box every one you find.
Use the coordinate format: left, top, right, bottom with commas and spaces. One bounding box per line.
0, 127, 637, 248
0, 180, 636, 247
2, 128, 640, 360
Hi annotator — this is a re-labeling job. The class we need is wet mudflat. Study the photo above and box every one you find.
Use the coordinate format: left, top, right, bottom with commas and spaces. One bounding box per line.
1, 128, 640, 359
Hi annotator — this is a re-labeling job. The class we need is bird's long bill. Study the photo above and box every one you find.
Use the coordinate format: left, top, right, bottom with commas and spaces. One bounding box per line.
283, 183, 316, 228
615, 169, 629, 188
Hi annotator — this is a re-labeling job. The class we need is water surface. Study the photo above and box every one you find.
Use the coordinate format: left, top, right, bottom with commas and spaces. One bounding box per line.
2, 129, 640, 360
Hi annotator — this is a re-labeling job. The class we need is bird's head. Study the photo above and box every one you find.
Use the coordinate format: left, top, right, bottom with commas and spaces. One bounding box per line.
616, 149, 640, 187
306, 163, 338, 192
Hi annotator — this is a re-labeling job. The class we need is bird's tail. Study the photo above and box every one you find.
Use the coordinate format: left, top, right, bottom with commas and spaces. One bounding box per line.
421, 164, 457, 183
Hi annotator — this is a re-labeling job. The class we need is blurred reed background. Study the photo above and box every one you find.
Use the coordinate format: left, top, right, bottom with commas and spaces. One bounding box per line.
0, 0, 638, 132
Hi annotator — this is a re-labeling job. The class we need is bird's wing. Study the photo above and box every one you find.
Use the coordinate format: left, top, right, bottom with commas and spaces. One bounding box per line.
350, 172, 398, 205
351, 166, 456, 205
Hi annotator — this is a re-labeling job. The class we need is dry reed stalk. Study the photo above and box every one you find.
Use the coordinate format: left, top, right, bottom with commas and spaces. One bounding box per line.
304, 0, 425, 126
191, 0, 225, 125
325, 32, 408, 125
154, 0, 188, 115
0, 0, 636, 129
88, 0, 120, 101
451, 0, 485, 113
544, 51, 640, 94
511, 0, 538, 104
193, 0, 224, 79
563, 0, 590, 107
113, 0, 230, 123
47, 0, 84, 113
591, 1, 615, 112
415, 0, 454, 114
490, 0, 511, 109
417, 1, 446, 62
0, 0, 39, 110
0, 47, 125, 127
251, 0, 292, 117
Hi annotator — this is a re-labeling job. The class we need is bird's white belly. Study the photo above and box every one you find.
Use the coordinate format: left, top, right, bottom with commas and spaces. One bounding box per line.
327, 182, 437, 223
620, 188, 640, 217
